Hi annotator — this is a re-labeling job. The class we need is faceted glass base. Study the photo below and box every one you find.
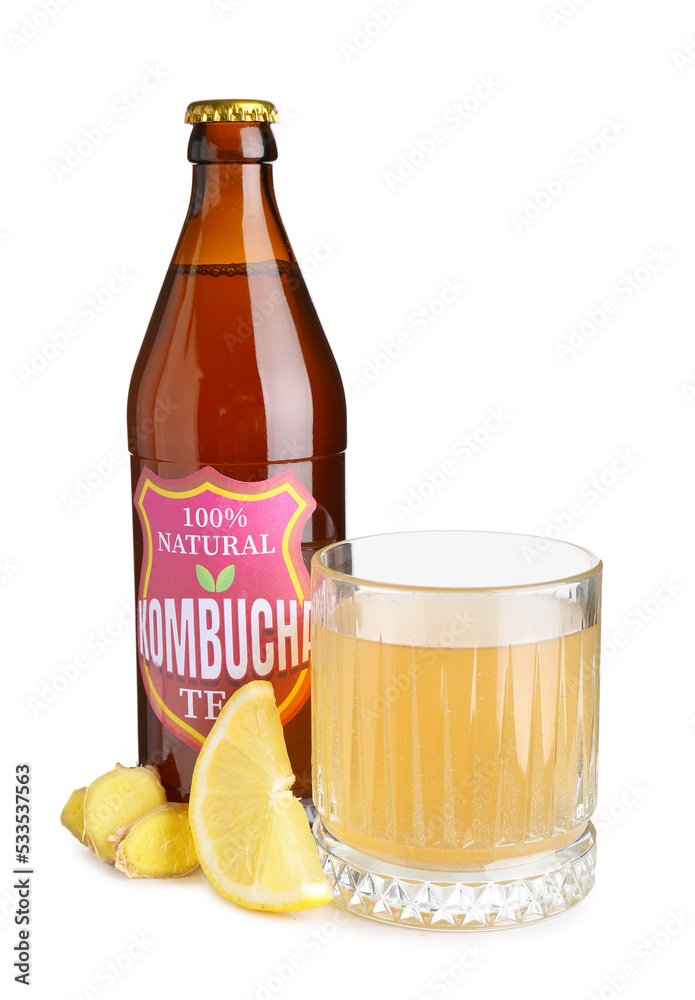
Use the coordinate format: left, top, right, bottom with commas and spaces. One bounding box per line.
314, 818, 596, 931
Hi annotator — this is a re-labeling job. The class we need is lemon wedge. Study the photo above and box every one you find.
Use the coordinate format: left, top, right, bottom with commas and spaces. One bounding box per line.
189, 681, 332, 911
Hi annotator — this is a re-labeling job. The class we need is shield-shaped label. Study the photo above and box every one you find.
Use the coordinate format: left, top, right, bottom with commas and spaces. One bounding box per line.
134, 466, 316, 750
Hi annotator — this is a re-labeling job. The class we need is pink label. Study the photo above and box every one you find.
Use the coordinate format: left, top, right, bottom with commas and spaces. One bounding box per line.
134, 466, 316, 749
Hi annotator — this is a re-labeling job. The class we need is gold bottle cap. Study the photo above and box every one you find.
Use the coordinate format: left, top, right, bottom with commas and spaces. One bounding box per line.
184, 99, 279, 124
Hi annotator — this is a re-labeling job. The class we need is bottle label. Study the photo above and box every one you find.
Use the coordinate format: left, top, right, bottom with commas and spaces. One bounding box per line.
134, 466, 316, 750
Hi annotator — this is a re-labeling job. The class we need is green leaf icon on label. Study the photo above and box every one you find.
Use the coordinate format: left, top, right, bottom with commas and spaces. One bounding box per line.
215, 565, 236, 592
196, 564, 215, 592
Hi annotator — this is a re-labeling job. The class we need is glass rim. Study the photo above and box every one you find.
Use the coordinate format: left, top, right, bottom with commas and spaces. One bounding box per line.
312, 529, 603, 594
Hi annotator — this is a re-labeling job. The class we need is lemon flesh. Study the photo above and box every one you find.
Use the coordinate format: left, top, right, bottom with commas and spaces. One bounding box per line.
189, 681, 332, 911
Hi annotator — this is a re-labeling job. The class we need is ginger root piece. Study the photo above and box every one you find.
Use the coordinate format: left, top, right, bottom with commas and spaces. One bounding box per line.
84, 765, 167, 864
115, 804, 199, 878
60, 786, 87, 844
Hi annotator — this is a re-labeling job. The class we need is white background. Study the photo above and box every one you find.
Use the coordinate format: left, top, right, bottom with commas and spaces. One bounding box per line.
3, 0, 694, 998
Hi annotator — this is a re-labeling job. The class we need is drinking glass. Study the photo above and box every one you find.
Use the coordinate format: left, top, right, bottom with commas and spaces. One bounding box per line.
311, 530, 601, 929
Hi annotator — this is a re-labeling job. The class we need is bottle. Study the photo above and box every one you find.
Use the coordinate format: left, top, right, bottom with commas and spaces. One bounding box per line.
127, 99, 346, 801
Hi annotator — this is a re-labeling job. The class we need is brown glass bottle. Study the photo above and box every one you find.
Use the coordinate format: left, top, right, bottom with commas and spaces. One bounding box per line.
127, 101, 346, 801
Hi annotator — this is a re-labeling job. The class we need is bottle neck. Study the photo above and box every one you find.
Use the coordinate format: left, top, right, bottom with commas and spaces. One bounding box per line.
172, 123, 295, 267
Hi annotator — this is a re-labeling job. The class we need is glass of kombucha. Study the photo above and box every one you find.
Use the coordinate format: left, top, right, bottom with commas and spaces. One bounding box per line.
311, 530, 601, 930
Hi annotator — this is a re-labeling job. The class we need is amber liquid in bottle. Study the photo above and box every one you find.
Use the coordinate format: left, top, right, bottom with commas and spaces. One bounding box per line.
128, 114, 346, 800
